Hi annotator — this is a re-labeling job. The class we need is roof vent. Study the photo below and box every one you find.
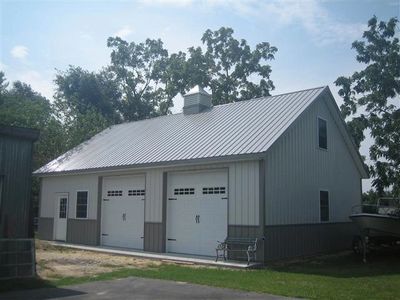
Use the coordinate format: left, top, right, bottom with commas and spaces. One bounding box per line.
183, 85, 212, 114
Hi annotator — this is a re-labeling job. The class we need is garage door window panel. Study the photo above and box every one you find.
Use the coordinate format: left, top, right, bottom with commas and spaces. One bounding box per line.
107, 190, 123, 197
128, 189, 145, 196
202, 187, 226, 194
174, 188, 195, 195
76, 191, 88, 219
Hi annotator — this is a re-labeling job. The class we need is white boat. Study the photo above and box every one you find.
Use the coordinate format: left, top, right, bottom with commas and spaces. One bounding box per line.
349, 197, 400, 262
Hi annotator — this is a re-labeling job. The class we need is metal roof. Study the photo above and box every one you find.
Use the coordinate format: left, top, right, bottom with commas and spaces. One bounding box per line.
35, 86, 326, 175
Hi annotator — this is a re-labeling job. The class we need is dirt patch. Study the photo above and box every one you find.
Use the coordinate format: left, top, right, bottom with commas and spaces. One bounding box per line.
36, 240, 161, 279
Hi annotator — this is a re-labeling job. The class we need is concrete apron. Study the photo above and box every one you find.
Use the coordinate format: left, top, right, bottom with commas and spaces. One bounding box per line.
50, 242, 262, 269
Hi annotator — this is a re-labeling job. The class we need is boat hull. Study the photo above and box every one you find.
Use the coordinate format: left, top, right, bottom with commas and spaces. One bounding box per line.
349, 213, 400, 238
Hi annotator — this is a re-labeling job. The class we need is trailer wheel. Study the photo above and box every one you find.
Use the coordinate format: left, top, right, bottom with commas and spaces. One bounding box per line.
352, 236, 363, 255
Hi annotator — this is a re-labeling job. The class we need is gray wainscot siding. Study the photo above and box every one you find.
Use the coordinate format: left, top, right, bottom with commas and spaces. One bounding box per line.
227, 225, 264, 262
37, 217, 53, 240
144, 222, 164, 252
264, 222, 357, 261
66, 219, 98, 246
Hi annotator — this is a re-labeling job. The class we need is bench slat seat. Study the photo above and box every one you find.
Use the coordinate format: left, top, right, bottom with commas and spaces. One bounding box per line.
215, 237, 262, 265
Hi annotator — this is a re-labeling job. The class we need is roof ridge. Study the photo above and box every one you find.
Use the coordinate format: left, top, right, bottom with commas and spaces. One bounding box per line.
114, 86, 327, 128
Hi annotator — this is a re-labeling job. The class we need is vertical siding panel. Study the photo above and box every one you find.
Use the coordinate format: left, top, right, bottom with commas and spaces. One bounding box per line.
145, 169, 163, 223
265, 96, 362, 226
242, 162, 248, 225
228, 165, 234, 225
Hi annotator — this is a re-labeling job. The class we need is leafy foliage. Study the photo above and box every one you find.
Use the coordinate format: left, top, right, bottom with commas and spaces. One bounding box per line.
335, 16, 400, 195
54, 66, 122, 124
107, 37, 183, 120
0, 79, 65, 169
0, 77, 66, 199
189, 27, 277, 104
54, 66, 121, 149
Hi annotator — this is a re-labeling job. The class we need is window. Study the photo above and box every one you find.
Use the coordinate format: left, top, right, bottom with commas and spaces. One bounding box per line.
174, 188, 195, 195
59, 198, 67, 219
107, 190, 123, 197
76, 191, 88, 218
320, 191, 329, 222
318, 117, 327, 150
202, 187, 226, 194
128, 189, 145, 196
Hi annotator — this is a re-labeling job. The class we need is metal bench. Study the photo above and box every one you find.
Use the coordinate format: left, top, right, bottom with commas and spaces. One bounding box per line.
215, 237, 261, 265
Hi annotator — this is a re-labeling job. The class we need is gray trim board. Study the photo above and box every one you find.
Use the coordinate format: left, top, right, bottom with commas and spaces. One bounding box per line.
66, 219, 98, 246
144, 222, 163, 252
161, 172, 167, 252
96, 176, 102, 245
258, 159, 265, 262
264, 222, 357, 261
37, 217, 53, 240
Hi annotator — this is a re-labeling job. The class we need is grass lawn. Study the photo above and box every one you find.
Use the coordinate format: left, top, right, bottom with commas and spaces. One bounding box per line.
1, 249, 400, 299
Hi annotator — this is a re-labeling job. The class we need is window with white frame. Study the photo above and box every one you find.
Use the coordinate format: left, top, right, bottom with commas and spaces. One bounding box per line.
76, 191, 88, 218
318, 117, 327, 150
320, 190, 329, 222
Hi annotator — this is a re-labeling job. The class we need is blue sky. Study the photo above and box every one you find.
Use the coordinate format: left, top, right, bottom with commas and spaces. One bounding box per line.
1, 0, 399, 190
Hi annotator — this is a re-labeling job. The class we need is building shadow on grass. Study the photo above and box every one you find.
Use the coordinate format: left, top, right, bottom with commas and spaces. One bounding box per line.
268, 248, 400, 278
0, 277, 86, 300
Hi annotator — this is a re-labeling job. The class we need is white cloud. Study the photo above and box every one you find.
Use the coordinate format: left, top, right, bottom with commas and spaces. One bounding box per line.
139, 0, 193, 6
0, 61, 7, 71
114, 26, 134, 38
79, 32, 93, 40
10, 45, 29, 59
18, 70, 54, 100
140, 0, 366, 45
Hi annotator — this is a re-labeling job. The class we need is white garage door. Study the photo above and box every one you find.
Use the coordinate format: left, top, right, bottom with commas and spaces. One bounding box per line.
101, 175, 145, 249
166, 170, 228, 257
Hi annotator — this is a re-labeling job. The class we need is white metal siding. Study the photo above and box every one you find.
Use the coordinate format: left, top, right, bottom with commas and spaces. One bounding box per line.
121, 161, 260, 226
145, 169, 163, 223
229, 161, 259, 226
265, 95, 362, 225
40, 174, 99, 220
40, 160, 260, 227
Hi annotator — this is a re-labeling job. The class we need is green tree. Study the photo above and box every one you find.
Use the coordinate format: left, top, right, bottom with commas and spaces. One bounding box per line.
187, 27, 277, 104
0, 71, 8, 97
0, 76, 67, 204
54, 66, 122, 124
335, 16, 400, 195
107, 37, 185, 120
0, 79, 65, 169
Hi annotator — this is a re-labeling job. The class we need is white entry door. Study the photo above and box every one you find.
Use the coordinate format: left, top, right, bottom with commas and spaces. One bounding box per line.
101, 175, 145, 249
166, 170, 228, 256
54, 193, 68, 241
